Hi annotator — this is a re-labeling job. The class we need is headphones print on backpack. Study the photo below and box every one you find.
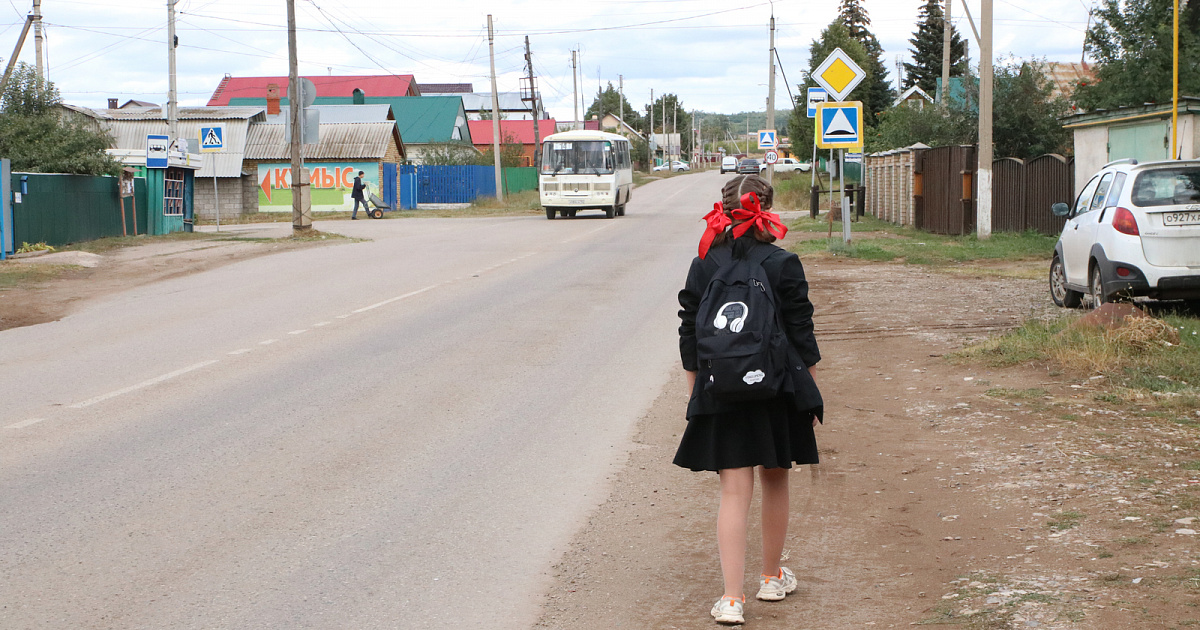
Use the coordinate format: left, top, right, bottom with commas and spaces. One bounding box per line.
713, 302, 748, 333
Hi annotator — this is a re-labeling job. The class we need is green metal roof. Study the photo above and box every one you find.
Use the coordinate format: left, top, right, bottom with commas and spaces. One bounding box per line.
227, 95, 471, 144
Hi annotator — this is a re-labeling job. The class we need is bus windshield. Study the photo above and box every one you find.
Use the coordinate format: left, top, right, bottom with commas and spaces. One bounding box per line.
542, 141, 613, 175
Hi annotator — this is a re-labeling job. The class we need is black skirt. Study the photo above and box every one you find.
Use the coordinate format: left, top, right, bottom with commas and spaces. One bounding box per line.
673, 396, 819, 472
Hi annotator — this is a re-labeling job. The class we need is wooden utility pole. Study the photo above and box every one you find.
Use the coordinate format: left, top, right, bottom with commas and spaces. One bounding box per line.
977, 0, 993, 239
286, 0, 309, 232
618, 75, 623, 125
488, 15, 504, 202
167, 0, 179, 141
941, 0, 951, 103
32, 0, 43, 80
524, 36, 541, 171
649, 88, 655, 170
0, 16, 33, 93
576, 49, 585, 129
765, 13, 776, 184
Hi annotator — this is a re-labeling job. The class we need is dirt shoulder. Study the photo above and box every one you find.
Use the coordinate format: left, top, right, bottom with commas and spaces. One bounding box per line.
0, 227, 341, 331
536, 258, 1200, 629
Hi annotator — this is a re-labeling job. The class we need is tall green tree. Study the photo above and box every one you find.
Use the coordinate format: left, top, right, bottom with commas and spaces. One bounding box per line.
0, 63, 119, 175
1073, 0, 1200, 111
870, 59, 1070, 159
788, 22, 873, 155
903, 0, 968, 95
837, 0, 894, 117
585, 82, 640, 129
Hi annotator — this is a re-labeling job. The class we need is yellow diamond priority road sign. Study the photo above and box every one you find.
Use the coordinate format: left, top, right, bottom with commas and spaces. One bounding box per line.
813, 48, 865, 102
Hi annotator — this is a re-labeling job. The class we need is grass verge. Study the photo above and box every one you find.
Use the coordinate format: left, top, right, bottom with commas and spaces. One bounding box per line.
955, 311, 1200, 412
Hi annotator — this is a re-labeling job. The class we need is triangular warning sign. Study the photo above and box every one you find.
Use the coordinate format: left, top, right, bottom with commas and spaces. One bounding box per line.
825, 109, 856, 136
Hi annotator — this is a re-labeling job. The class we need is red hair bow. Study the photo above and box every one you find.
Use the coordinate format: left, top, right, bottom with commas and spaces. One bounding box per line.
730, 192, 788, 240
698, 202, 732, 259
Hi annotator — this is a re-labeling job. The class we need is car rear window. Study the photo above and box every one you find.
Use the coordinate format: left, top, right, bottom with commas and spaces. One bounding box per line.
1130, 167, 1200, 207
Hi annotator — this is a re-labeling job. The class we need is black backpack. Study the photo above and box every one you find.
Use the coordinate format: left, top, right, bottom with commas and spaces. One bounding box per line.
695, 245, 790, 401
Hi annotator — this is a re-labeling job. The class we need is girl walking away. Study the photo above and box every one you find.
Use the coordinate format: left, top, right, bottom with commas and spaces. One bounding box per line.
674, 174, 823, 625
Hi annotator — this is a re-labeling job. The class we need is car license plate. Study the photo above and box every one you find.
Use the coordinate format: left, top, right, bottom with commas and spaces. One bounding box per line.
568, 199, 584, 204
1163, 207, 1200, 226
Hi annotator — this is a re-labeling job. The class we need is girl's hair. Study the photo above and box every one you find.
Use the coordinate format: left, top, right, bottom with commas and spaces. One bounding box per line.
712, 174, 777, 247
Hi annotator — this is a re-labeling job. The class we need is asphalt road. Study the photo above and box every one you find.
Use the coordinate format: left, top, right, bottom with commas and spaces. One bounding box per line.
0, 171, 722, 629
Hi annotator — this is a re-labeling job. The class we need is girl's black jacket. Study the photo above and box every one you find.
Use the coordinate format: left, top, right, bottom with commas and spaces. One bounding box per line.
678, 236, 823, 421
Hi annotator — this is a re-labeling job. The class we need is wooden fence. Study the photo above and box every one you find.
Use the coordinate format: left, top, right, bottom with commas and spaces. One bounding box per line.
863, 147, 1076, 236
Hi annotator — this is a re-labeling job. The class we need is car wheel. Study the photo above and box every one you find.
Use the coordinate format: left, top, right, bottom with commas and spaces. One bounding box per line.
1049, 255, 1082, 308
605, 204, 616, 219
546, 207, 556, 220
1089, 265, 1108, 308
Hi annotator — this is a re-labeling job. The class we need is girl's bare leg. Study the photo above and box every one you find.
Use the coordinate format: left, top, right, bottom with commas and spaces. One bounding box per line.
717, 467, 755, 599
759, 466, 790, 578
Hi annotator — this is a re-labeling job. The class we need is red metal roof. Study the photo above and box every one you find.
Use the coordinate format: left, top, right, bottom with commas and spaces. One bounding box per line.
468, 119, 558, 146
208, 75, 418, 106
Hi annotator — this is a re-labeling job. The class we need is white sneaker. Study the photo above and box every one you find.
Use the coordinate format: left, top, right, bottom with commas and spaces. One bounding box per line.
756, 567, 797, 601
710, 595, 745, 624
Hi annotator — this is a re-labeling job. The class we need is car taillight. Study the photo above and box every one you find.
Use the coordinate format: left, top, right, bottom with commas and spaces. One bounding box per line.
1112, 207, 1139, 236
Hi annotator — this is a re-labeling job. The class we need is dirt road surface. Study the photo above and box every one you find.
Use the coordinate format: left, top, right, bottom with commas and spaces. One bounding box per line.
536, 257, 1200, 629
5, 228, 1197, 628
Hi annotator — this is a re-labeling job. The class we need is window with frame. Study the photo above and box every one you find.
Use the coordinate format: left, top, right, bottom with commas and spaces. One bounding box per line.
164, 167, 185, 217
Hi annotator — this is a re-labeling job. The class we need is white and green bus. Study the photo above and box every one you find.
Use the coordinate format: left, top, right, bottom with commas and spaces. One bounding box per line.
539, 130, 633, 219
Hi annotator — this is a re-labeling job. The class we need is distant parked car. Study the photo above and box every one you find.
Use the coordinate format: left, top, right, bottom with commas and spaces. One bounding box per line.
759, 157, 811, 174
737, 158, 761, 174
720, 156, 738, 174
653, 160, 690, 172
1049, 158, 1200, 309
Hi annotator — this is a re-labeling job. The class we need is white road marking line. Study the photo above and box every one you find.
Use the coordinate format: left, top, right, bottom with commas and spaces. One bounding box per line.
560, 223, 615, 244
6, 418, 46, 429
352, 285, 438, 314
313, 321, 331, 327
288, 329, 308, 335
228, 348, 252, 355
68, 360, 220, 409
336, 314, 352, 319
259, 339, 279, 345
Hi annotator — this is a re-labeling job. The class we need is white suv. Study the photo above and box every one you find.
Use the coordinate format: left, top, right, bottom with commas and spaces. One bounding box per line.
1050, 159, 1200, 308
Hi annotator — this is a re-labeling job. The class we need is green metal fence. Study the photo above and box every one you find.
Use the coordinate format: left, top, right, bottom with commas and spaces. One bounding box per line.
502, 167, 538, 195
11, 173, 147, 247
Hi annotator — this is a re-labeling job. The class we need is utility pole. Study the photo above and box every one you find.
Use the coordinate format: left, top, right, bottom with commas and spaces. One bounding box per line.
32, 0, 43, 80
649, 89, 655, 170
618, 75, 623, 125
672, 100, 677, 163
977, 0, 993, 239
765, 12, 776, 184
524, 36, 541, 170
1171, 0, 1180, 159
488, 15, 503, 202
576, 50, 585, 131
286, 0, 309, 233
1, 16, 34, 93
941, 0, 952, 103
167, 0, 179, 141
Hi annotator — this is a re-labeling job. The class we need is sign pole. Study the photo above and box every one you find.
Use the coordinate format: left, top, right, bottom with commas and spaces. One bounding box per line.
213, 177, 220, 232
841, 149, 850, 244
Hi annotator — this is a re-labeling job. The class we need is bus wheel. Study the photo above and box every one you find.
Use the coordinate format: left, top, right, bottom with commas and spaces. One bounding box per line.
605, 205, 615, 219
616, 203, 625, 217
546, 207, 556, 220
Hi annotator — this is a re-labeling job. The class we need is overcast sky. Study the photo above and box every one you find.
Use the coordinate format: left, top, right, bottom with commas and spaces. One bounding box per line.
2, 0, 1094, 117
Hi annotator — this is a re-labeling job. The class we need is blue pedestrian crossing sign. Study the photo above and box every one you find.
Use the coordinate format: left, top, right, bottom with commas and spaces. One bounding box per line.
199, 125, 225, 153
757, 129, 777, 150
815, 102, 863, 150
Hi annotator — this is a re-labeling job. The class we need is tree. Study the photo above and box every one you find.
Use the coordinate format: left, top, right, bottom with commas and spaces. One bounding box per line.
0, 62, 120, 175
642, 92, 695, 157
585, 82, 640, 129
903, 0, 968, 95
1073, 0, 1200, 111
837, 0, 895, 118
788, 22, 873, 156
869, 59, 1071, 159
